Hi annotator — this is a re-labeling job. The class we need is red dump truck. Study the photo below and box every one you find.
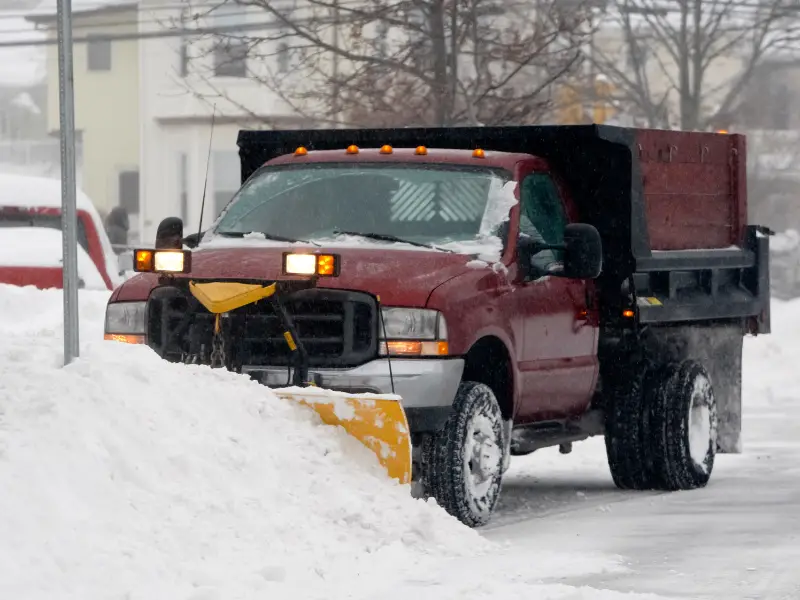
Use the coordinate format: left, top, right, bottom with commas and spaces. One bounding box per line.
104, 125, 770, 527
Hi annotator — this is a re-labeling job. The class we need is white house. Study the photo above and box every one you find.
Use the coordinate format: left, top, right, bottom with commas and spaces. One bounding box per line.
137, 0, 306, 244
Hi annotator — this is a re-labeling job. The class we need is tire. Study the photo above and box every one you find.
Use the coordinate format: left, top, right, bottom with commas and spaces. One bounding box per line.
421, 381, 506, 527
650, 360, 718, 490
603, 363, 661, 490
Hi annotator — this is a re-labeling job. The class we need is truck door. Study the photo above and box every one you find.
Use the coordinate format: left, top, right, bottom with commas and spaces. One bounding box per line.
511, 166, 599, 423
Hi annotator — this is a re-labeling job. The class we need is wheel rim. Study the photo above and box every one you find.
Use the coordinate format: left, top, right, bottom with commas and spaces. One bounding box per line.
687, 373, 715, 472
464, 413, 502, 512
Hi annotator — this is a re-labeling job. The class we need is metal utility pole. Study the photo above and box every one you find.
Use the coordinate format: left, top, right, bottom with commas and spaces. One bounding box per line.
57, 0, 80, 365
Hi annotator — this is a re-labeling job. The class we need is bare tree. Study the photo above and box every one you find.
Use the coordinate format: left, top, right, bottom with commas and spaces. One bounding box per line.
590, 0, 800, 130
172, 0, 595, 127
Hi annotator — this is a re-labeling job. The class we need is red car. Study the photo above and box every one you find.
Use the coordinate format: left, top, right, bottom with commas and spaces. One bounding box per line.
0, 173, 122, 291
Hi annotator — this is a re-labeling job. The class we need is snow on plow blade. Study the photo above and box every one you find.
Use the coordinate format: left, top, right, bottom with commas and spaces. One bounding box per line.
275, 387, 413, 484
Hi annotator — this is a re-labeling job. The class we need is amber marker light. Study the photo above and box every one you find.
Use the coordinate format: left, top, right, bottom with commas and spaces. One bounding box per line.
622, 309, 635, 318
380, 144, 393, 154
382, 340, 449, 356
317, 254, 337, 276
134, 249, 153, 272
415, 146, 428, 155
472, 148, 486, 158
294, 146, 308, 156
104, 333, 145, 344
346, 144, 359, 154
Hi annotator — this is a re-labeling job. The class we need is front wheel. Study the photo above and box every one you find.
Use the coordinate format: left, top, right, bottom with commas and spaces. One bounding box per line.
421, 381, 506, 527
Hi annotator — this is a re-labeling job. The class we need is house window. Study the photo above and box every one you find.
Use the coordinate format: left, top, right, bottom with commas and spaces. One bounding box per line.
179, 8, 191, 77
119, 170, 140, 214
213, 4, 248, 78
212, 151, 241, 218
277, 42, 289, 73
376, 21, 389, 57
179, 153, 189, 221
87, 36, 111, 71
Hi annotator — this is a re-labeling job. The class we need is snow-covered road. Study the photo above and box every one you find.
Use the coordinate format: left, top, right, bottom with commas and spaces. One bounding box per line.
487, 300, 800, 599
1, 284, 797, 599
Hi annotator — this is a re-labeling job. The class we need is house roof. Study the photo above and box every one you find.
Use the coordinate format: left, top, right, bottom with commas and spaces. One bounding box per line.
26, 0, 138, 24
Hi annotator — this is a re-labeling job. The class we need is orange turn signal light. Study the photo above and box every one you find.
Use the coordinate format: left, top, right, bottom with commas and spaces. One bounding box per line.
104, 333, 145, 344
135, 249, 153, 272
622, 309, 635, 318
382, 340, 449, 356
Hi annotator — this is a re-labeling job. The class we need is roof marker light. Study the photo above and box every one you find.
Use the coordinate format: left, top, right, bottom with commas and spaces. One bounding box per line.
295, 146, 308, 156
346, 144, 359, 154
415, 146, 428, 155
472, 148, 486, 158
380, 144, 393, 154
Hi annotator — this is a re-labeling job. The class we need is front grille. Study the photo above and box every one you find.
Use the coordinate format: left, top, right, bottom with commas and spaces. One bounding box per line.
146, 287, 378, 368
235, 289, 376, 367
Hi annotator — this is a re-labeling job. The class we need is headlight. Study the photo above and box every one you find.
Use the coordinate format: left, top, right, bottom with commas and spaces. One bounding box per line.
104, 301, 146, 344
379, 308, 448, 357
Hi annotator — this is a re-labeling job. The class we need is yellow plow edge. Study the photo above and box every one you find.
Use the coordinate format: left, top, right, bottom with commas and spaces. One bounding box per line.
275, 389, 413, 485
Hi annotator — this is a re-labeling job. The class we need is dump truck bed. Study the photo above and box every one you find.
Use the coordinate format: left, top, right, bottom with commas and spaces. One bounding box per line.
237, 125, 769, 333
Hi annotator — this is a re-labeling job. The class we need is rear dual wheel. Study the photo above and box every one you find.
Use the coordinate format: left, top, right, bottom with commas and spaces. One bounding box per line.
605, 359, 718, 491
421, 381, 506, 527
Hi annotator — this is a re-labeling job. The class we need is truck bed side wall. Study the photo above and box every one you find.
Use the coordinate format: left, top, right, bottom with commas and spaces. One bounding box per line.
636, 130, 747, 251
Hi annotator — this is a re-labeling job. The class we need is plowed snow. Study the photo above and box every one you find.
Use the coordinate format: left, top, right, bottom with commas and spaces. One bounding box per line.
0, 284, 679, 600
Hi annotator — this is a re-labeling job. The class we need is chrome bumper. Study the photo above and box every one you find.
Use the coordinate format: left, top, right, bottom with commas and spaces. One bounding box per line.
243, 358, 464, 410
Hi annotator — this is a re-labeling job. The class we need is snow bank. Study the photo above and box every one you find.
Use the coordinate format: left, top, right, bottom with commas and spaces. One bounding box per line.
0, 284, 679, 600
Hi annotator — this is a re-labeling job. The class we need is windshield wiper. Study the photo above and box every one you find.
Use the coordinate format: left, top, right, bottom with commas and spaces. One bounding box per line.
216, 230, 320, 246
333, 230, 453, 252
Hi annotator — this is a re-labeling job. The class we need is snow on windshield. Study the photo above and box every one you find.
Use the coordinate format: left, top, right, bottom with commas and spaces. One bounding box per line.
201, 165, 518, 263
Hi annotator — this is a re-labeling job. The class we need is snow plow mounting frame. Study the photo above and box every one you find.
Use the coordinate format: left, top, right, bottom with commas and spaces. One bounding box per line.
148, 276, 319, 387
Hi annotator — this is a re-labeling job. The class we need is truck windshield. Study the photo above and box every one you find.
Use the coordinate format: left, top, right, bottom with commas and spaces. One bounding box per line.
212, 163, 513, 248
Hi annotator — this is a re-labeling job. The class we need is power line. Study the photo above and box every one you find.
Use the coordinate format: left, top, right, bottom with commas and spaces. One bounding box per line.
0, 0, 796, 47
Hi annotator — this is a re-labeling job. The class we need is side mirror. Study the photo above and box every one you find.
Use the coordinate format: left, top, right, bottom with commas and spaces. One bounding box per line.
562, 223, 602, 279
155, 217, 184, 249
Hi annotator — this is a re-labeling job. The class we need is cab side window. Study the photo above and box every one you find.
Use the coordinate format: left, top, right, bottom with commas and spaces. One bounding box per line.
519, 173, 568, 273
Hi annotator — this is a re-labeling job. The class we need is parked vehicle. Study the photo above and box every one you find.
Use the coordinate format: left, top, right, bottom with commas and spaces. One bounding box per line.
0, 227, 107, 290
0, 173, 122, 291
104, 125, 770, 527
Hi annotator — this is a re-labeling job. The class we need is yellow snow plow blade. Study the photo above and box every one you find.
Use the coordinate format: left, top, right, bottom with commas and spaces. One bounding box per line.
187, 280, 412, 484
275, 388, 413, 485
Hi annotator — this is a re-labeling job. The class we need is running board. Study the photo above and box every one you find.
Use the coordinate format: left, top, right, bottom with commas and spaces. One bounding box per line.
510, 409, 604, 455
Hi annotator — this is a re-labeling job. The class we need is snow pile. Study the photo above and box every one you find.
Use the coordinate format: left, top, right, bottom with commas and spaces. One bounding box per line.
0, 284, 680, 600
